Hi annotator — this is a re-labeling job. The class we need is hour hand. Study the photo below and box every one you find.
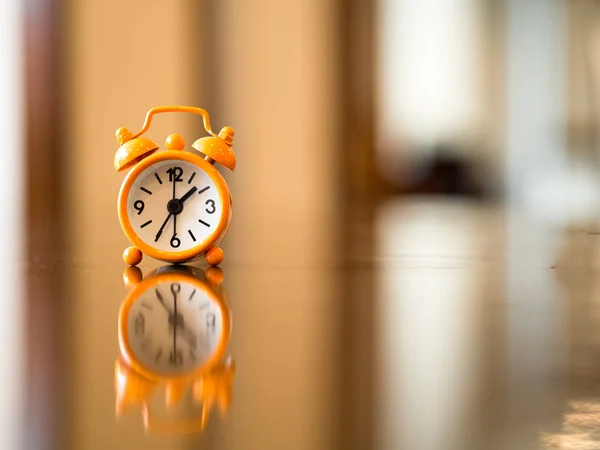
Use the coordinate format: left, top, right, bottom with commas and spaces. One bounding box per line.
156, 289, 174, 315
179, 186, 198, 204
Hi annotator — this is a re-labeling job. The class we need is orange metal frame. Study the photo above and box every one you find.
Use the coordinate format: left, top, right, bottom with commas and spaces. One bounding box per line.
118, 150, 232, 263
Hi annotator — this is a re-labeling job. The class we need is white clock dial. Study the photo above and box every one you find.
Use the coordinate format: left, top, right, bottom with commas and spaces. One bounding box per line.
127, 159, 224, 253
127, 280, 224, 375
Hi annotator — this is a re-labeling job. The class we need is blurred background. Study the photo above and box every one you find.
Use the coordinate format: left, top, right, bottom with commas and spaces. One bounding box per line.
4, 0, 600, 448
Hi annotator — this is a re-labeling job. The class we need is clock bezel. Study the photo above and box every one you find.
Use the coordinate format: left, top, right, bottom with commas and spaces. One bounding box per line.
118, 271, 232, 382
118, 150, 231, 263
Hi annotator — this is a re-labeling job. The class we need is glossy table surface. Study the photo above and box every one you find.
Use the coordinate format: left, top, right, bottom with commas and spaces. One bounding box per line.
19, 198, 600, 450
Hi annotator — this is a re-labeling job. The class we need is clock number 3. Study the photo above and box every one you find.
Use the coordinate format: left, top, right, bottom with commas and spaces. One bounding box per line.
205, 199, 216, 214
206, 312, 216, 335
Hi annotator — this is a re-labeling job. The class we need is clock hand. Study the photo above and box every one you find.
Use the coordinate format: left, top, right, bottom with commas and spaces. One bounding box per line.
172, 168, 177, 200
156, 289, 175, 315
179, 186, 198, 204
172, 283, 178, 363
155, 213, 172, 242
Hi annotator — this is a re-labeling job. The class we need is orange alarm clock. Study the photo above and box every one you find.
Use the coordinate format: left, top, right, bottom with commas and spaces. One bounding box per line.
114, 106, 236, 266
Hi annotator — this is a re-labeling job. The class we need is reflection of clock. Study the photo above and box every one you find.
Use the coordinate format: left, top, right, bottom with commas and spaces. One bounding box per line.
116, 265, 234, 435
119, 266, 231, 380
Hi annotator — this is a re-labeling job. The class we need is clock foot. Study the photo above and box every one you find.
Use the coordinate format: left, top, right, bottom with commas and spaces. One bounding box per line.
123, 246, 143, 266
123, 266, 143, 288
205, 246, 224, 266
205, 266, 224, 285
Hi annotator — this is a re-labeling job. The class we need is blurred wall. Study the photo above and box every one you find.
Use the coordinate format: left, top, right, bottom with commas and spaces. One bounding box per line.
197, 0, 345, 448
375, 0, 504, 195
212, 0, 342, 266
0, 1, 25, 450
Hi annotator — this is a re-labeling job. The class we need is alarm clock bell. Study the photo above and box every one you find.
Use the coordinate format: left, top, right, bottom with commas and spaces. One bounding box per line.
113, 128, 158, 172
192, 126, 237, 171
114, 124, 236, 173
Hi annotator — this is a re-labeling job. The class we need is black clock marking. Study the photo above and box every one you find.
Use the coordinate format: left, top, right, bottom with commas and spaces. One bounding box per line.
188, 172, 196, 184
198, 186, 210, 195
189, 289, 196, 301
140, 220, 152, 228
141, 301, 152, 310
154, 173, 163, 184
155, 347, 163, 362
199, 219, 210, 227
206, 312, 216, 330
188, 229, 196, 242
140, 187, 152, 195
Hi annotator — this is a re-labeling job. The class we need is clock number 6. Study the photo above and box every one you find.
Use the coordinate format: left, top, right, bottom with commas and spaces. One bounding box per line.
205, 199, 216, 214
134, 200, 144, 215
169, 349, 183, 367
170, 235, 181, 248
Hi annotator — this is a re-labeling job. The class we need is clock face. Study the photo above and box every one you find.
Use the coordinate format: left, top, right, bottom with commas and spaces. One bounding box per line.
126, 159, 224, 253
127, 279, 224, 375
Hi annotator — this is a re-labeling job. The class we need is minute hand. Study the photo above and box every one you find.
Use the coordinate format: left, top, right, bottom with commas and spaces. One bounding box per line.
179, 186, 198, 204
155, 213, 172, 242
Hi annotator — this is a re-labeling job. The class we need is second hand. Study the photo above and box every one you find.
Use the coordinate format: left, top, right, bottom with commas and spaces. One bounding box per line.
173, 286, 177, 363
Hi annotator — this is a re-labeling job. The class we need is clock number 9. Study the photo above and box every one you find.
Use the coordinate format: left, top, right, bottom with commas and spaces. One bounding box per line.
205, 199, 216, 214
170, 235, 181, 248
134, 200, 144, 215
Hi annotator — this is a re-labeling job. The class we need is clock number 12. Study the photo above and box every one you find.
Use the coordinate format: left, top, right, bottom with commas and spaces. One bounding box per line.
166, 166, 183, 182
